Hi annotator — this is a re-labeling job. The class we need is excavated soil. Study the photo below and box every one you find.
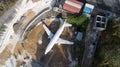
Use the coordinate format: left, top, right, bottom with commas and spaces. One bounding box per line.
13, 18, 74, 67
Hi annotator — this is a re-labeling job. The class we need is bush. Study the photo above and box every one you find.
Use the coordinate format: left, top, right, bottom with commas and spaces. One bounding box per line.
0, 0, 17, 16
93, 20, 120, 67
67, 15, 88, 33
0, 24, 7, 31
67, 15, 88, 26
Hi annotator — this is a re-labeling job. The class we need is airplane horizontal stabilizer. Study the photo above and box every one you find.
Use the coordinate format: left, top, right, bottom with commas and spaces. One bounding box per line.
56, 38, 74, 45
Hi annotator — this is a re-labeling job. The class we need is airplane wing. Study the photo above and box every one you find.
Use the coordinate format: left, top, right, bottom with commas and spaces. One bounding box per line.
43, 24, 54, 39
56, 38, 74, 45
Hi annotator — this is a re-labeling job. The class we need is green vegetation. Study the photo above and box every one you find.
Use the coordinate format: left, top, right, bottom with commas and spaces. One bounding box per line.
67, 14, 88, 67
0, 0, 17, 16
93, 20, 120, 67
67, 15, 88, 33
67, 14, 120, 67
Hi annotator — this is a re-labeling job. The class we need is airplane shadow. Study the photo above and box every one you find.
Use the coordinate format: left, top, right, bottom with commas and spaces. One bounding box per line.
35, 19, 60, 67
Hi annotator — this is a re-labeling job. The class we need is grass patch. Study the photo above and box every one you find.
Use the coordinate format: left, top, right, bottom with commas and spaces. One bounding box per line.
67, 14, 89, 33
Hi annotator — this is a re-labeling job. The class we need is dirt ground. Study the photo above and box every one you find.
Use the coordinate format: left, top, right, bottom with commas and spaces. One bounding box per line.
13, 9, 35, 34
13, 19, 52, 63
48, 45, 70, 67
0, 9, 36, 66
14, 21, 46, 59
32, 0, 40, 2
23, 9, 35, 25
46, 25, 74, 67
0, 44, 12, 65
46, 22, 74, 66
7, 18, 74, 67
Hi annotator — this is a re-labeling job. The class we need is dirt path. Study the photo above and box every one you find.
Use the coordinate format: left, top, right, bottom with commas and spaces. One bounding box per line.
13, 9, 36, 33
13, 19, 52, 60
23, 9, 36, 25
32, 0, 40, 3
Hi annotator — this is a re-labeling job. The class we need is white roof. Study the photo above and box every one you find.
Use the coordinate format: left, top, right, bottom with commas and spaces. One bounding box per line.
85, 3, 94, 9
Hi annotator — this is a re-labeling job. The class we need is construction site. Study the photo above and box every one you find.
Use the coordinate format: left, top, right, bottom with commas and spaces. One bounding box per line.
16, 18, 76, 67
0, 16, 77, 67
0, 0, 78, 65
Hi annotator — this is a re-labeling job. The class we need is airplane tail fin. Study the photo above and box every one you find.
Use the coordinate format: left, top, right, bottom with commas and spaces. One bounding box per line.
59, 18, 64, 24
64, 22, 72, 27
59, 18, 72, 27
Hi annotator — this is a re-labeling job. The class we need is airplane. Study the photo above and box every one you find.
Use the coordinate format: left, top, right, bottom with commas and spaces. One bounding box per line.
42, 18, 74, 55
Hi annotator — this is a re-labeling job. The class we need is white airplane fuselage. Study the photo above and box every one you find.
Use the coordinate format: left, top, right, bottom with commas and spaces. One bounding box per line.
45, 23, 65, 54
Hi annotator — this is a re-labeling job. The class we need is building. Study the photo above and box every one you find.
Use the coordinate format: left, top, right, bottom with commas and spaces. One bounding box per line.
63, 0, 83, 13
93, 13, 109, 31
76, 32, 83, 41
83, 3, 94, 18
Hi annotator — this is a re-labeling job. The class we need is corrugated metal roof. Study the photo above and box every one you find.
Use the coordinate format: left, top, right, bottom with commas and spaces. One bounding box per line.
63, 3, 80, 13
63, 0, 83, 13
65, 0, 82, 9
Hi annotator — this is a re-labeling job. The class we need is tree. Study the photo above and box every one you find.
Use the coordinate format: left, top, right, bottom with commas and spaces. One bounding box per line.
93, 20, 120, 67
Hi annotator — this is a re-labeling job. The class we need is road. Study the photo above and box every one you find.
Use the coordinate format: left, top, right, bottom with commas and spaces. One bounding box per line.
81, 22, 100, 67
0, 0, 55, 54
20, 7, 51, 41
87, 0, 120, 16
20, 0, 57, 41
